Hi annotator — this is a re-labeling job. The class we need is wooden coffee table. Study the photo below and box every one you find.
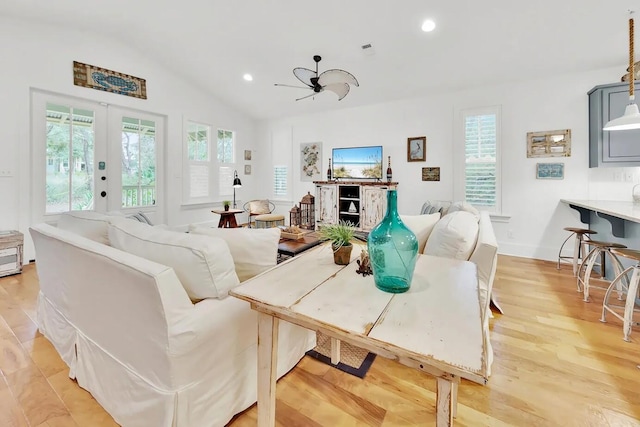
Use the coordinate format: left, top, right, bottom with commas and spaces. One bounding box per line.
230, 245, 487, 426
277, 232, 321, 261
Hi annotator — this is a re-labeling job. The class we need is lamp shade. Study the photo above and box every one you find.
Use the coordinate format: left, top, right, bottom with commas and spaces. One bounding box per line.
233, 170, 242, 188
603, 102, 640, 131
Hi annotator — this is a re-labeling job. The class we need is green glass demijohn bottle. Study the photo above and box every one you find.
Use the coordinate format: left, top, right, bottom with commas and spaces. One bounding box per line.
367, 189, 418, 293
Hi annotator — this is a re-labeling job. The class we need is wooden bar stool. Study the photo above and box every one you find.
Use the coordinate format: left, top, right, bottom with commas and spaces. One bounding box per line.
577, 240, 627, 302
601, 248, 640, 342
558, 227, 597, 276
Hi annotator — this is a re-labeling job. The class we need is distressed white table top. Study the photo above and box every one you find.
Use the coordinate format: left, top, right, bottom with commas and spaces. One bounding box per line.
230, 243, 486, 384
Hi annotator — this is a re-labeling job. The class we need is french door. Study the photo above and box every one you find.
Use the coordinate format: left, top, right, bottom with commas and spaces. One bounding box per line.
31, 91, 165, 224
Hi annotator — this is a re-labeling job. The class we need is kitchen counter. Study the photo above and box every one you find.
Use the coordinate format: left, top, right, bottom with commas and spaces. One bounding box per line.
560, 199, 640, 237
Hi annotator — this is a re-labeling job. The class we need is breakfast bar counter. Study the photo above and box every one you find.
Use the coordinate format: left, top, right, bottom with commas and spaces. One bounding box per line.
560, 199, 640, 238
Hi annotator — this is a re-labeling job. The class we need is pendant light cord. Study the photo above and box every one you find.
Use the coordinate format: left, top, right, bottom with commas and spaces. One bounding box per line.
630, 15, 635, 99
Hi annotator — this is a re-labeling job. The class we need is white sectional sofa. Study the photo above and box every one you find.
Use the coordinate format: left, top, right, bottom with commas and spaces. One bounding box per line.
30, 213, 315, 427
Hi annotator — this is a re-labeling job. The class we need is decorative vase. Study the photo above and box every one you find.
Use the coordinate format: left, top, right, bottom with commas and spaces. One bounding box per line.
224, 205, 230, 211
332, 243, 352, 265
367, 190, 418, 293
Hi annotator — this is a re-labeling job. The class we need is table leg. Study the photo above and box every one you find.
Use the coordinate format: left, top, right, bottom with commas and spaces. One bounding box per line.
217, 215, 225, 228
330, 338, 341, 365
436, 377, 454, 427
257, 313, 279, 427
228, 214, 238, 228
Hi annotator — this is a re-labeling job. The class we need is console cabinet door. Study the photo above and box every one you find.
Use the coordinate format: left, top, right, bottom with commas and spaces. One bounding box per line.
361, 186, 387, 231
316, 185, 337, 227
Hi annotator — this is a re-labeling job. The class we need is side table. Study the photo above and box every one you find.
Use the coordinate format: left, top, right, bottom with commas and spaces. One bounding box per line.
0, 230, 24, 277
211, 209, 244, 228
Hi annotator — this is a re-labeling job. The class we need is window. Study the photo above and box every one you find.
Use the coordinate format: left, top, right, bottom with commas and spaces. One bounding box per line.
45, 103, 95, 213
274, 166, 288, 197
186, 122, 211, 199
121, 117, 156, 208
217, 129, 234, 163
459, 106, 501, 212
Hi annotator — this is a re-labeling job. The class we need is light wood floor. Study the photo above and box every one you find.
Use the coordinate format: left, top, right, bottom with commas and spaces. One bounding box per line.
1, 256, 640, 426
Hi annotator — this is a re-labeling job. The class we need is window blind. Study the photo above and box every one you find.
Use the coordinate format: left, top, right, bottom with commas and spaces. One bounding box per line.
464, 114, 496, 207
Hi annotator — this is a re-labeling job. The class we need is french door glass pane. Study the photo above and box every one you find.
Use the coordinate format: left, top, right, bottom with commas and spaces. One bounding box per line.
121, 117, 156, 207
45, 103, 95, 213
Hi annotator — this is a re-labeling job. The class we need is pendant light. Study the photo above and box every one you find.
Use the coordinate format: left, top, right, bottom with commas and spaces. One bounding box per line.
604, 11, 640, 131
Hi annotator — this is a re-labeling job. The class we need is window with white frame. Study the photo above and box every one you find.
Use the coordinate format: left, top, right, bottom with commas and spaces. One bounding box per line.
460, 106, 501, 212
217, 129, 235, 198
184, 121, 212, 201
273, 166, 288, 197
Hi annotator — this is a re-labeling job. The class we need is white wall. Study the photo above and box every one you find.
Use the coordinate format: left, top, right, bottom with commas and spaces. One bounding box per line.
0, 18, 257, 260
259, 66, 627, 261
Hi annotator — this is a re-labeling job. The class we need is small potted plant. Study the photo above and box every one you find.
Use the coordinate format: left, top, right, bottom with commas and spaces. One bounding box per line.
317, 220, 356, 265
222, 200, 231, 211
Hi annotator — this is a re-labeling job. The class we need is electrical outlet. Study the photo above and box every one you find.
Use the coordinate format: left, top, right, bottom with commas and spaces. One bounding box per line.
625, 171, 634, 182
614, 171, 623, 182
0, 170, 13, 177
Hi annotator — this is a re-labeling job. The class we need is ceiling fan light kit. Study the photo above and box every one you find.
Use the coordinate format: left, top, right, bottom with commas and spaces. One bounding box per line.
604, 11, 640, 131
275, 55, 359, 101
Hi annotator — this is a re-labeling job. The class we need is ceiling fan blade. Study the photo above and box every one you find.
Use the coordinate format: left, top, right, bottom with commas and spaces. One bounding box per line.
274, 83, 313, 89
295, 92, 318, 101
322, 83, 350, 101
318, 69, 359, 87
292, 67, 316, 87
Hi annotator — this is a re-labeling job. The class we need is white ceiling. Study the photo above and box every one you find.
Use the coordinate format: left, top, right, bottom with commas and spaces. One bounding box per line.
2, 0, 637, 120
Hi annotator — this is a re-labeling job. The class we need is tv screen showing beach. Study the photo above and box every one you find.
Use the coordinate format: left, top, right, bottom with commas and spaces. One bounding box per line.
332, 146, 382, 179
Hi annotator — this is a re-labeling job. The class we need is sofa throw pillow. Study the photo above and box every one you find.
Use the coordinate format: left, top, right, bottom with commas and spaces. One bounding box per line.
423, 211, 479, 260
420, 200, 451, 216
189, 225, 280, 282
249, 200, 271, 215
399, 212, 441, 254
447, 201, 480, 220
108, 218, 239, 301
57, 211, 113, 245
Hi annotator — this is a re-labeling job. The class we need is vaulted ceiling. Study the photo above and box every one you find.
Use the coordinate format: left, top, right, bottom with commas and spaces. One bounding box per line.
2, 0, 636, 120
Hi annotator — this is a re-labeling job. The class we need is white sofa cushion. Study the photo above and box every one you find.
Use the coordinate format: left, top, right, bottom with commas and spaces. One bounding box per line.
188, 225, 280, 282
57, 211, 113, 245
399, 212, 441, 253
423, 211, 479, 260
108, 218, 239, 300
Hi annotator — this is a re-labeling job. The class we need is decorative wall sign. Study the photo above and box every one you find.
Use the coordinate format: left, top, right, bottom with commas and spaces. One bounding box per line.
536, 163, 564, 179
407, 136, 426, 162
526, 129, 571, 158
421, 167, 440, 181
244, 150, 252, 161
300, 142, 322, 182
73, 61, 147, 99
244, 164, 251, 175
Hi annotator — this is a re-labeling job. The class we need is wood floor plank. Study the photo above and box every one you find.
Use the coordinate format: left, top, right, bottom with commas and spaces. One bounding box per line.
2, 259, 640, 426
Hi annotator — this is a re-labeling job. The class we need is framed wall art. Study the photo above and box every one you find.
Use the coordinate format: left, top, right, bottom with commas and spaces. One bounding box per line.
536, 163, 564, 179
527, 129, 571, 158
244, 150, 252, 161
73, 61, 147, 99
300, 142, 322, 181
407, 136, 426, 162
421, 167, 440, 181
244, 164, 252, 175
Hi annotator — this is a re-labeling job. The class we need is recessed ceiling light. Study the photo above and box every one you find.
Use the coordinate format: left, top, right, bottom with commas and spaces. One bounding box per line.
421, 19, 436, 32
243, 74, 253, 81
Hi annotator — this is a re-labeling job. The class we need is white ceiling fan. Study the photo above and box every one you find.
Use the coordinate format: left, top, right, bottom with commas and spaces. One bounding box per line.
275, 55, 359, 101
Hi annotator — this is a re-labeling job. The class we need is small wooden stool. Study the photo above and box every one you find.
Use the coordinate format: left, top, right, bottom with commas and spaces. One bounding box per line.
601, 248, 640, 342
577, 240, 627, 302
558, 227, 597, 276
254, 214, 285, 229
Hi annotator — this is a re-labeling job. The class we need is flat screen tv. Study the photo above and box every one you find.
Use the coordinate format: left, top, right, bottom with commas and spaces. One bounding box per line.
332, 146, 383, 180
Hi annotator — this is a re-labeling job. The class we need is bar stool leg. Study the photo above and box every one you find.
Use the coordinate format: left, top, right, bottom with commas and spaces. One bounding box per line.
577, 246, 598, 294
623, 267, 640, 342
558, 232, 574, 270
572, 234, 582, 276
600, 266, 633, 323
